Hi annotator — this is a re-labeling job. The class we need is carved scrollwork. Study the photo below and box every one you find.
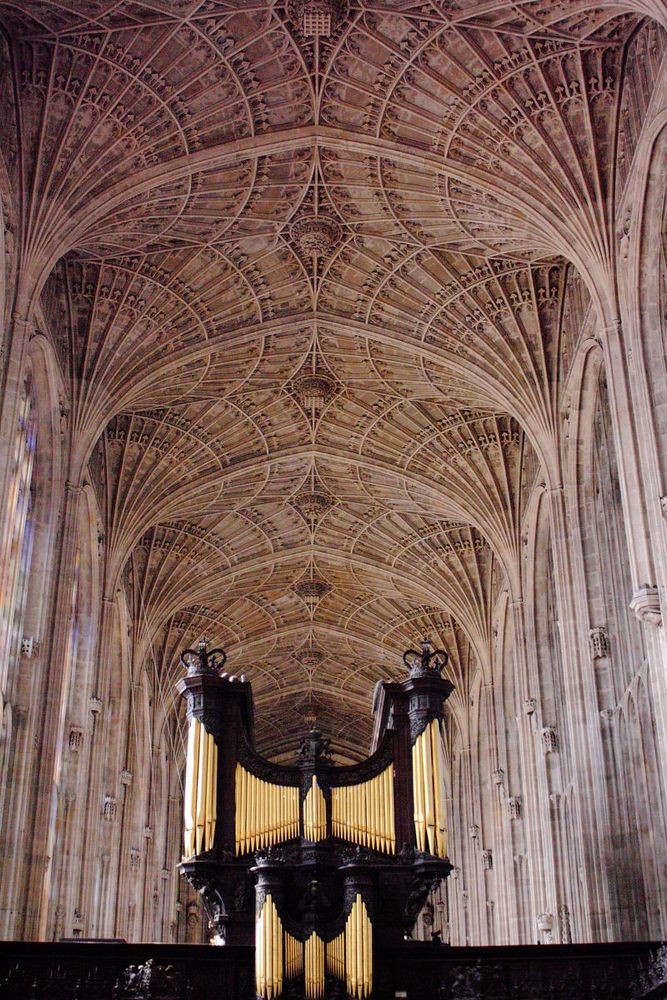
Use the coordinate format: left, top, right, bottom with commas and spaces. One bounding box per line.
114, 960, 192, 1000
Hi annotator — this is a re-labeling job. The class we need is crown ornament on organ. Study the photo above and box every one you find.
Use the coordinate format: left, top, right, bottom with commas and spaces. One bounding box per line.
402, 637, 448, 677
253, 845, 286, 867
179, 637, 227, 676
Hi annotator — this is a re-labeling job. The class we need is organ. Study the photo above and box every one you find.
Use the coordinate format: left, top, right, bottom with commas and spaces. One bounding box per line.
176, 638, 454, 999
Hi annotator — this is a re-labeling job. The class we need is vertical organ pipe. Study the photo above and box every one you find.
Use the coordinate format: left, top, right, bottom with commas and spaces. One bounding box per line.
205, 733, 215, 851
183, 719, 218, 858
412, 733, 426, 851
432, 719, 447, 857
388, 765, 396, 851
347, 895, 356, 997
235, 766, 299, 854
412, 720, 447, 858
255, 894, 283, 1000
303, 775, 326, 841
183, 717, 199, 859
344, 893, 374, 999
195, 720, 208, 854
256, 895, 265, 997
330, 767, 395, 854
305, 932, 325, 999
421, 720, 435, 854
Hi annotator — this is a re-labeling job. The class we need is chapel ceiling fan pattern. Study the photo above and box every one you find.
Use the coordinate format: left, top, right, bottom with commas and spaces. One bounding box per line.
0, 0, 663, 756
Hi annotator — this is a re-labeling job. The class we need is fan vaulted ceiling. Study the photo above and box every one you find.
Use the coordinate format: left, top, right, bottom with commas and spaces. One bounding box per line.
1, 0, 662, 758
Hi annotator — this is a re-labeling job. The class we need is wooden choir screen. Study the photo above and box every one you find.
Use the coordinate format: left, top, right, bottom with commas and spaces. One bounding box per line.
176, 638, 454, 999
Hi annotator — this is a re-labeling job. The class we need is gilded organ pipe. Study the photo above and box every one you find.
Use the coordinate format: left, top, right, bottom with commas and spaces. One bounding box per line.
421, 720, 435, 854
195, 721, 207, 854
412, 732, 426, 852
256, 894, 283, 1000
331, 765, 395, 854
412, 719, 447, 858
183, 717, 199, 859
183, 718, 217, 859
304, 932, 325, 999
284, 931, 303, 980
205, 732, 216, 851
343, 893, 373, 999
432, 717, 447, 858
327, 930, 345, 980
347, 896, 356, 997
303, 775, 326, 842
273, 897, 280, 997
235, 765, 299, 855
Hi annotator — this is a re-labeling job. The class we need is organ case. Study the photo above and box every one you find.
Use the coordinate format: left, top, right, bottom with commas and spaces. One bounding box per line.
176, 638, 454, 999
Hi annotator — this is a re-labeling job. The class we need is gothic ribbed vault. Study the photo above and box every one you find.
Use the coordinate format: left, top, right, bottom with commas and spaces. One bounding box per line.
0, 0, 663, 758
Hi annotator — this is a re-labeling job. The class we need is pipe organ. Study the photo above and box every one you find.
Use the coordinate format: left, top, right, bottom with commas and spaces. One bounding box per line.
412, 718, 448, 858
235, 765, 300, 853
183, 717, 217, 858
344, 894, 373, 999
303, 775, 327, 843
304, 931, 325, 999
176, 638, 454, 999
255, 893, 283, 1000
331, 765, 395, 853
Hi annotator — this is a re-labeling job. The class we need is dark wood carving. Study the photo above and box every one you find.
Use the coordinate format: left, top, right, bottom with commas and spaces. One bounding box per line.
176, 640, 456, 995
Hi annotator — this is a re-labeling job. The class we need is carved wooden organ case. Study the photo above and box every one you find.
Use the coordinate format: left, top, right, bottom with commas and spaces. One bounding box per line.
176, 640, 454, 1000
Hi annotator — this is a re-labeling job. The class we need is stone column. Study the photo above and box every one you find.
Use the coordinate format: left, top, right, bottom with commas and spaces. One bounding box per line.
547, 483, 615, 939
0, 703, 29, 937
76, 595, 118, 936
508, 595, 557, 940
0, 315, 32, 522
22, 480, 83, 939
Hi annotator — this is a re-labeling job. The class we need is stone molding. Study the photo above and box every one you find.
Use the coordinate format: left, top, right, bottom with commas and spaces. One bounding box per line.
630, 585, 662, 627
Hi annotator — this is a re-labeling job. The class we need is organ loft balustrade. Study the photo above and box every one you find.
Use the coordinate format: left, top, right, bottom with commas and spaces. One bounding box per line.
175, 638, 454, 1000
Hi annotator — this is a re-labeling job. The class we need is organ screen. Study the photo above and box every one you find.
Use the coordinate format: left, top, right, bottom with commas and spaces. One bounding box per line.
176, 638, 454, 1000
